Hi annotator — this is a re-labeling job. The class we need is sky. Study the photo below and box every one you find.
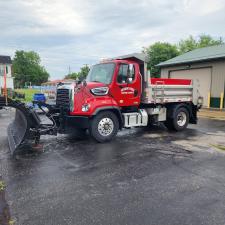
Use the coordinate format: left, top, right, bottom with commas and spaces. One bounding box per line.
1, 0, 225, 79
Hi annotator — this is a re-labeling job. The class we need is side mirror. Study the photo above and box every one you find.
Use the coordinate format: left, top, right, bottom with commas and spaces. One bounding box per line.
128, 64, 134, 73
127, 64, 134, 83
127, 77, 133, 83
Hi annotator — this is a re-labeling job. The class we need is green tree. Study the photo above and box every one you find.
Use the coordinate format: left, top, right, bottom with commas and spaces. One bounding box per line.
198, 34, 223, 48
13, 50, 49, 87
178, 35, 224, 53
144, 42, 179, 77
178, 35, 197, 54
65, 64, 90, 80
64, 72, 80, 80
79, 64, 90, 80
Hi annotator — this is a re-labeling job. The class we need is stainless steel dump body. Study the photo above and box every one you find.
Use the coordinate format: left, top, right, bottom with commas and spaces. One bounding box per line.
142, 82, 198, 105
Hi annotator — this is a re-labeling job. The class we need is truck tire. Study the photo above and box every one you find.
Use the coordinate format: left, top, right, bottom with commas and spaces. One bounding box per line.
165, 107, 189, 131
90, 111, 119, 142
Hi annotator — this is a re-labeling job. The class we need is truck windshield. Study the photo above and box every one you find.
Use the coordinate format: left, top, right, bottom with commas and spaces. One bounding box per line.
86, 63, 115, 84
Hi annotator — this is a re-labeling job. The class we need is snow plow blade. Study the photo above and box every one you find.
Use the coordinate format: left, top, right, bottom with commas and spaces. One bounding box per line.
7, 107, 41, 154
0, 97, 41, 155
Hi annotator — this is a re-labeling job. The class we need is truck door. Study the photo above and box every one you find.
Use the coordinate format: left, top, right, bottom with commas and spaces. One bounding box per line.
110, 63, 141, 107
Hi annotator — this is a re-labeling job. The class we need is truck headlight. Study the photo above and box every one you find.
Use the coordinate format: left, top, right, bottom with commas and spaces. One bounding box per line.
90, 87, 109, 96
82, 104, 90, 112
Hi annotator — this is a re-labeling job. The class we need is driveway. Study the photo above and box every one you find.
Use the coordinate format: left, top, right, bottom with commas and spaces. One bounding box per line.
0, 109, 225, 225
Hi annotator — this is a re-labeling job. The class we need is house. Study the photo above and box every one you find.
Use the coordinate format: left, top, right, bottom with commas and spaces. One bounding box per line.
157, 45, 225, 108
0, 55, 14, 93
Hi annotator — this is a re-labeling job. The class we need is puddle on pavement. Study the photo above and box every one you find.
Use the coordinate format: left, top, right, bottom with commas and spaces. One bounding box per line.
0, 178, 14, 225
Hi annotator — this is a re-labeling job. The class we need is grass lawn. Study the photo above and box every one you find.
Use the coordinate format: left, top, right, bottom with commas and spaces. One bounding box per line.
15, 89, 42, 103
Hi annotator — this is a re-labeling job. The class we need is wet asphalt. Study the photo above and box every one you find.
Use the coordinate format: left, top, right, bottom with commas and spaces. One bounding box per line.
0, 109, 225, 225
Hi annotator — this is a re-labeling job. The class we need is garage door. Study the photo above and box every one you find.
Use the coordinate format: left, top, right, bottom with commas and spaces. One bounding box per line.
170, 68, 211, 107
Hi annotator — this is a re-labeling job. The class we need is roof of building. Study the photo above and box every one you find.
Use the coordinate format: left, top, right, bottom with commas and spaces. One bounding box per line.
157, 44, 225, 67
0, 55, 12, 64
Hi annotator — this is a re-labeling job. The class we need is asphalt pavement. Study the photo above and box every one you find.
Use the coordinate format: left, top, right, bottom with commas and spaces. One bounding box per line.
0, 108, 225, 225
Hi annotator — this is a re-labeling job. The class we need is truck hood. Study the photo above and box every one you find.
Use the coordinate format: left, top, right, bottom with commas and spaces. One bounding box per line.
75, 81, 108, 95
85, 81, 108, 89
74, 81, 109, 99
71, 81, 111, 115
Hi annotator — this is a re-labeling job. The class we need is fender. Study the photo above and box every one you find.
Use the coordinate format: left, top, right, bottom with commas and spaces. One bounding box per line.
166, 103, 193, 120
92, 106, 124, 129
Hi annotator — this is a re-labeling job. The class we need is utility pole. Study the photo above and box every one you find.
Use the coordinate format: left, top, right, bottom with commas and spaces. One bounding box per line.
68, 66, 71, 75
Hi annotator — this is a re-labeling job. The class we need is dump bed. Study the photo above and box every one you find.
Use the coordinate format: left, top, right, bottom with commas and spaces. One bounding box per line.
141, 78, 199, 105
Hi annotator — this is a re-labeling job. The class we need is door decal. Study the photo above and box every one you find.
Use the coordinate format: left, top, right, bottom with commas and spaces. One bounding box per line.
121, 87, 135, 95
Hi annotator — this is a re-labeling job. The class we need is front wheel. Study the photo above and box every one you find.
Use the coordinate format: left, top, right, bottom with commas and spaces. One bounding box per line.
164, 107, 189, 131
89, 111, 119, 142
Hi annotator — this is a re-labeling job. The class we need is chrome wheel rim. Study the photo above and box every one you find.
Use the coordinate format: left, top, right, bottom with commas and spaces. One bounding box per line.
98, 118, 114, 136
177, 111, 187, 127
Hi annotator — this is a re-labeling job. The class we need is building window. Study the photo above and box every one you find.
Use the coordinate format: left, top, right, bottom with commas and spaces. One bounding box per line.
0, 66, 4, 76
0, 65, 10, 76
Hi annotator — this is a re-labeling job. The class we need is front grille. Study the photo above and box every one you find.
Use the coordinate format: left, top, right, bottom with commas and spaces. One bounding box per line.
56, 89, 70, 110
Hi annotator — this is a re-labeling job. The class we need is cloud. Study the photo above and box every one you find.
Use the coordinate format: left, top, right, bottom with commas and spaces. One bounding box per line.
183, 0, 225, 15
0, 0, 225, 79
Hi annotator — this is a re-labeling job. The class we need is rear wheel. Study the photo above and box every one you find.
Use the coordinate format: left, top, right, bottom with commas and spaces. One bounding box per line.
90, 111, 119, 142
165, 107, 189, 131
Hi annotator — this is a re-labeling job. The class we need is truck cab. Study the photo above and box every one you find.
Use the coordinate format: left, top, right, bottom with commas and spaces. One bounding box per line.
56, 53, 202, 142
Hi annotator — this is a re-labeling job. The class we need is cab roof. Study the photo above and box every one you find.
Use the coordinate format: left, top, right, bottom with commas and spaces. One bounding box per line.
111, 53, 148, 64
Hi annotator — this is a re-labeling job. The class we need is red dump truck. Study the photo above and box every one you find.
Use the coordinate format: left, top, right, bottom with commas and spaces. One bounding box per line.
0, 53, 203, 155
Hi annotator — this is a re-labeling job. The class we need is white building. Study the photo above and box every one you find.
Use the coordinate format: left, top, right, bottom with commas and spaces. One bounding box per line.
0, 55, 14, 92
